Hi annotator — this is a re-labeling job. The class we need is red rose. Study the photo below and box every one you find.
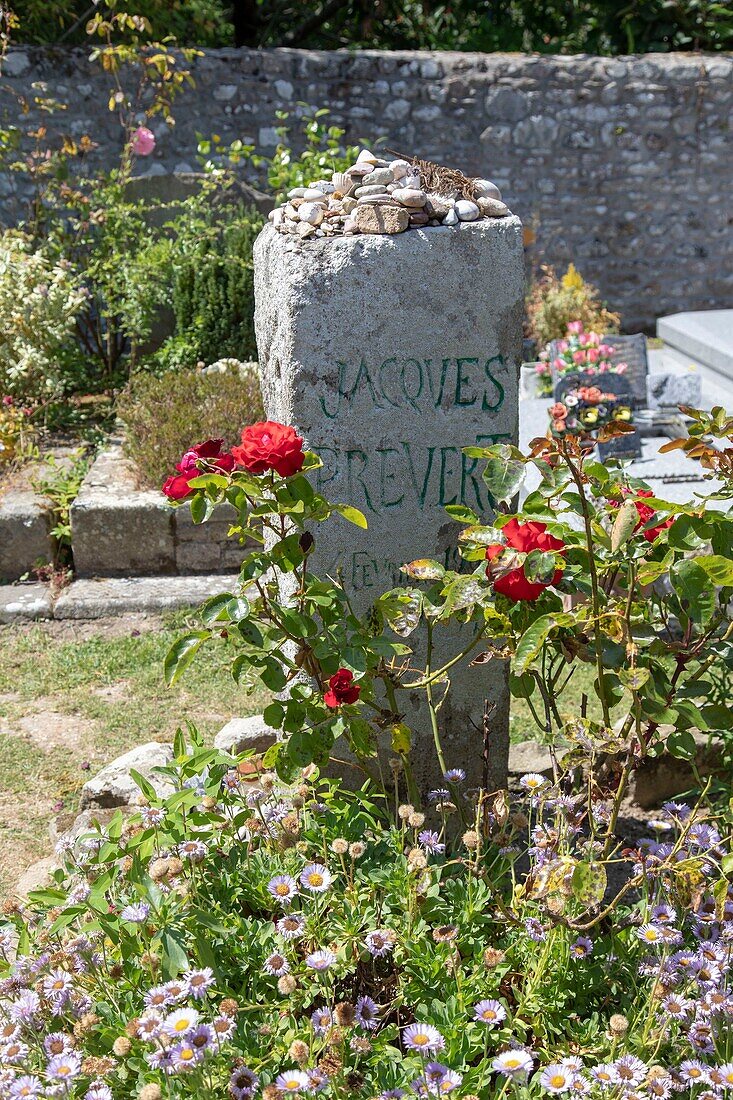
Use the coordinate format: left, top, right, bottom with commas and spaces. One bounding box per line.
232, 421, 305, 478
324, 668, 361, 708
162, 438, 235, 502
612, 488, 674, 543
485, 518, 566, 602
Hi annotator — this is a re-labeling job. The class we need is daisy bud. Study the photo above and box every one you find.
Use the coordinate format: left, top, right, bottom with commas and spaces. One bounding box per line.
407, 847, 427, 870
462, 829, 480, 850
334, 1002, 356, 1026
608, 1013, 629, 1037
483, 947, 506, 969
139, 1086, 162, 1100
289, 1039, 309, 1063
220, 998, 239, 1017
398, 803, 414, 821
113, 1036, 132, 1056
73, 1012, 99, 1037
278, 974, 297, 994
149, 858, 169, 882
349, 842, 365, 859
201, 796, 217, 811
408, 811, 425, 828
330, 838, 348, 855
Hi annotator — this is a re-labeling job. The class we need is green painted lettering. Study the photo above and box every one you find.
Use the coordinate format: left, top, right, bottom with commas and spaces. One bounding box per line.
349, 357, 383, 407
439, 446, 459, 506
378, 358, 400, 408
346, 449, 378, 513
454, 358, 479, 406
319, 361, 347, 419
482, 355, 506, 412
400, 358, 423, 413
376, 447, 404, 508
402, 442, 435, 510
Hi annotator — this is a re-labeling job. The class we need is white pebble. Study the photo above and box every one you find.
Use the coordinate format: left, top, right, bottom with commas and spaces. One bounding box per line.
287, 187, 306, 199
455, 199, 480, 221
298, 202, 325, 225
389, 159, 411, 180
392, 187, 427, 208
303, 188, 327, 202
473, 178, 502, 201
442, 207, 459, 225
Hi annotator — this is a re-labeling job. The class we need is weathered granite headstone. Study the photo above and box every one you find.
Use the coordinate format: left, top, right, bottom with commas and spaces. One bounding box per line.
253, 220, 524, 793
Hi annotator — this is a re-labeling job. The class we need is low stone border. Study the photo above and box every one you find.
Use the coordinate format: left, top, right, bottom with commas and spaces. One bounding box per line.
0, 573, 239, 622
71, 442, 249, 577
0, 486, 53, 582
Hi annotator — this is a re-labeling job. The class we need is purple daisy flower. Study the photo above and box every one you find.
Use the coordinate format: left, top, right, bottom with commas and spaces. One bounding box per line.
365, 929, 396, 957
473, 999, 506, 1026
275, 1069, 310, 1092
268, 875, 298, 904
418, 830, 445, 855
184, 967, 215, 999
569, 936, 593, 959
403, 1022, 445, 1053
120, 902, 150, 924
355, 995, 380, 1030
311, 1006, 332, 1035
306, 949, 337, 972
300, 863, 333, 893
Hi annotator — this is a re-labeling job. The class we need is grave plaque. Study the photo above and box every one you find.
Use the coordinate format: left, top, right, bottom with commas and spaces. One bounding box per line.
253, 220, 524, 793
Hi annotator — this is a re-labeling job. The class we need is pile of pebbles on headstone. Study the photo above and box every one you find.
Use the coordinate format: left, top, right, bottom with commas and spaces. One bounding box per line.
267, 148, 511, 239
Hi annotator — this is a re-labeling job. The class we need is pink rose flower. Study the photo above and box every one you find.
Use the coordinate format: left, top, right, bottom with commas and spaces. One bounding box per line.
557, 340, 569, 352
573, 350, 586, 364
586, 347, 600, 362
131, 126, 156, 156
567, 322, 583, 335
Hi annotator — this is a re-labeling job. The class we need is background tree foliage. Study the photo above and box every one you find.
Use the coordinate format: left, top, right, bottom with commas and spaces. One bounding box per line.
9, 0, 732, 52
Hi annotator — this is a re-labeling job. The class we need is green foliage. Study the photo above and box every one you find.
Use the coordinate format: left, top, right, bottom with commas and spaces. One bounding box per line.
117, 364, 263, 488
526, 264, 621, 351
32, 447, 91, 565
9, 0, 233, 46
154, 203, 265, 370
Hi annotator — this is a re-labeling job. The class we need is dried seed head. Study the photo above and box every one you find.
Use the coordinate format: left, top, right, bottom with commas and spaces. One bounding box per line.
397, 803, 414, 821
408, 811, 425, 828
462, 829, 480, 850
220, 998, 239, 1017
112, 1036, 131, 1057
483, 947, 506, 969
139, 1086, 163, 1100
609, 1013, 629, 1037
334, 1002, 356, 1027
349, 841, 366, 859
149, 858, 169, 882
277, 975, 297, 994
330, 838, 348, 855
289, 1039, 310, 1063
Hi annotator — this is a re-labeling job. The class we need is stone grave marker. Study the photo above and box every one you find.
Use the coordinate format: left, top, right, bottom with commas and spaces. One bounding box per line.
253, 219, 524, 793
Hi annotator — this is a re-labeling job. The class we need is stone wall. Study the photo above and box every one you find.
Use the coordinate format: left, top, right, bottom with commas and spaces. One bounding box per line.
1, 46, 731, 329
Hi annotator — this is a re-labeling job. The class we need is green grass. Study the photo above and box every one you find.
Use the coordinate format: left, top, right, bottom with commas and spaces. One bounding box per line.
0, 611, 267, 896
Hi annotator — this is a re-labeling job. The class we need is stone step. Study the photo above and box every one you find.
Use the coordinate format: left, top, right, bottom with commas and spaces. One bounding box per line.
657, 309, 733, 380
0, 573, 240, 621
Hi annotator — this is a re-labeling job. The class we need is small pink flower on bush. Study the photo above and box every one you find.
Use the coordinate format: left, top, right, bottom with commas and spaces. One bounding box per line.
162, 439, 235, 502
567, 321, 583, 335
131, 126, 156, 156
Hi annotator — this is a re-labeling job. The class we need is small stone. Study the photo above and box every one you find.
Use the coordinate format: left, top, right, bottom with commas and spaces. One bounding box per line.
215, 715, 278, 756
297, 221, 317, 238
356, 148, 379, 165
353, 203, 410, 235
389, 159, 411, 179
443, 207, 459, 225
81, 743, 174, 809
298, 202, 325, 225
349, 163, 372, 178
403, 173, 422, 191
287, 187, 306, 199
363, 167, 394, 186
409, 211, 430, 226
477, 197, 510, 218
455, 199, 480, 221
425, 195, 452, 218
302, 187, 328, 202
355, 184, 390, 198
392, 187, 427, 208
308, 180, 335, 193
343, 217, 357, 233
473, 178, 502, 201
356, 194, 393, 206
341, 196, 357, 213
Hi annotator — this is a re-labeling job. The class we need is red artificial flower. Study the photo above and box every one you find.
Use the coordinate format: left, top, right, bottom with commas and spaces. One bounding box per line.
232, 421, 305, 478
612, 488, 674, 543
323, 668, 361, 708
485, 518, 566, 602
162, 438, 235, 502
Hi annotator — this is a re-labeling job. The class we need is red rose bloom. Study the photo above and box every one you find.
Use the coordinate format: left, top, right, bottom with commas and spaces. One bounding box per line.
324, 668, 361, 708
162, 438, 235, 502
485, 518, 566, 602
613, 488, 674, 543
232, 421, 305, 478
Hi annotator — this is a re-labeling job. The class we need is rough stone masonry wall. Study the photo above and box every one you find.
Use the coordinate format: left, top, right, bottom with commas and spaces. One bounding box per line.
1, 47, 731, 329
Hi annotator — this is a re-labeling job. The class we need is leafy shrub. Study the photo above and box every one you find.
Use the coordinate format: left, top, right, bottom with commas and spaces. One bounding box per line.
10, 0, 233, 47
526, 264, 620, 351
0, 394, 35, 470
117, 364, 263, 489
0, 230, 86, 403
4, 730, 732, 1098
152, 204, 265, 371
